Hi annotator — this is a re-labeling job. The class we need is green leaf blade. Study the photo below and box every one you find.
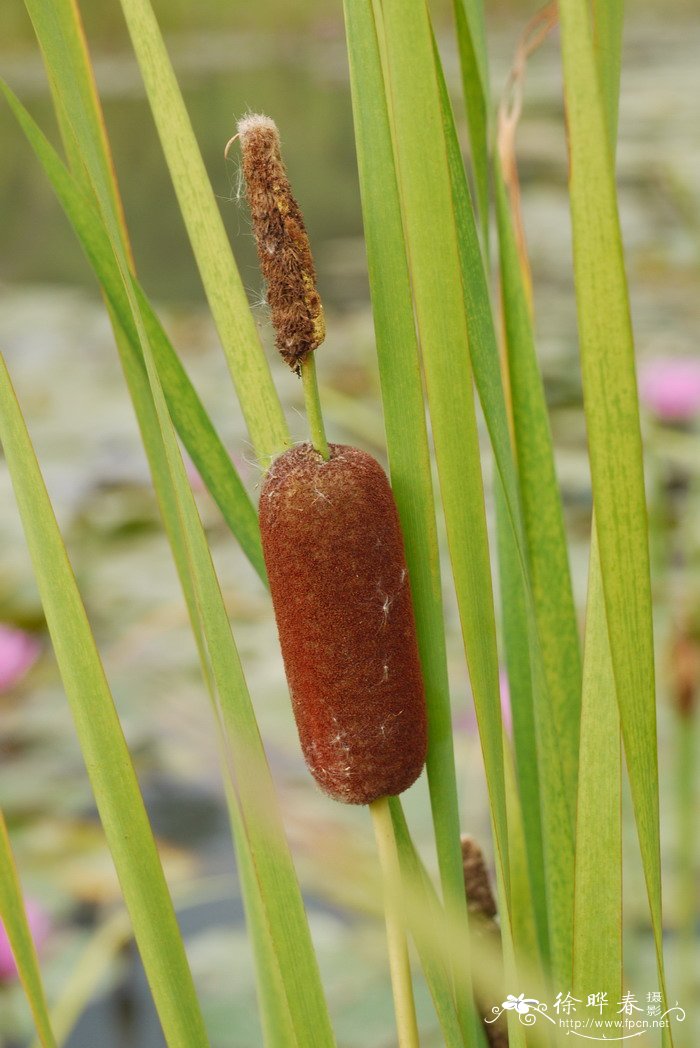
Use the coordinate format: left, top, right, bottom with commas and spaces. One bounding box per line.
0, 353, 210, 1048
452, 0, 490, 253
1, 79, 265, 582
573, 528, 622, 1018
377, 14, 530, 1039
343, 1, 474, 1041
380, 0, 508, 879
436, 38, 576, 981
558, 0, 669, 1018
5, 20, 333, 1034
0, 811, 57, 1048
115, 0, 290, 464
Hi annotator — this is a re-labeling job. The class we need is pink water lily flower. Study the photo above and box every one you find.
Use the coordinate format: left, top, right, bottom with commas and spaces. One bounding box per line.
455, 669, 512, 736
639, 357, 700, 422
185, 451, 253, 494
184, 457, 205, 493
499, 670, 513, 735
0, 900, 50, 982
0, 625, 41, 693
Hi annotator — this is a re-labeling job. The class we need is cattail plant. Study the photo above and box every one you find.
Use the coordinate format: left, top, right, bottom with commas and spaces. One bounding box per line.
237, 113, 427, 1047
0, 0, 686, 1045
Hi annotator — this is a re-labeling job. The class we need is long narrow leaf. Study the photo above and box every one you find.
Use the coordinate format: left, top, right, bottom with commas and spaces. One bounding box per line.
0, 354, 209, 1048
592, 0, 623, 146
8, 0, 265, 577
114, 0, 289, 464
572, 5, 623, 1019
61, 95, 335, 1037
24, 0, 288, 465
573, 526, 622, 1017
343, 2, 474, 1041
221, 780, 297, 1047
557, 0, 669, 1013
22, 0, 265, 575
495, 487, 550, 967
10, 7, 334, 1033
380, 0, 508, 890
22, 0, 131, 255
1, 81, 265, 580
375, 14, 535, 1046
493, 157, 584, 974
122, 285, 336, 1045
14, 6, 335, 1033
450, 0, 581, 973
435, 36, 576, 982
389, 800, 469, 1048
493, 158, 582, 797
501, 746, 544, 985
451, 0, 490, 253
29, 910, 133, 1048
0, 811, 57, 1048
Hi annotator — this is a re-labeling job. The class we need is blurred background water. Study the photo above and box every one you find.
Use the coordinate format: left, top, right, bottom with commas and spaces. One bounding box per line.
0, 1, 699, 1045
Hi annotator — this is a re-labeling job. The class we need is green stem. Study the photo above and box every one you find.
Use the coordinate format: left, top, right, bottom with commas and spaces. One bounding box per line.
301, 355, 330, 460
676, 708, 696, 1012
370, 796, 420, 1048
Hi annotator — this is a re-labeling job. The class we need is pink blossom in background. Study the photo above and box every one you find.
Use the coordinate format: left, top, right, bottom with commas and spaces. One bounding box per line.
232, 452, 254, 483
0, 900, 50, 982
0, 625, 41, 693
185, 452, 254, 494
499, 669, 513, 735
639, 357, 700, 422
455, 669, 512, 735
184, 457, 205, 493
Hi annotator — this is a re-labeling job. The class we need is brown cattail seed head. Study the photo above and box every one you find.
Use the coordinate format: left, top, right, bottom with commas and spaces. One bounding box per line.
259, 443, 427, 804
461, 835, 509, 1048
461, 835, 498, 921
236, 114, 325, 373
670, 628, 700, 718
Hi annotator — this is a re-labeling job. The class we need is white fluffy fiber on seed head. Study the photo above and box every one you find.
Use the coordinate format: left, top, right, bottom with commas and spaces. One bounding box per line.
236, 112, 279, 141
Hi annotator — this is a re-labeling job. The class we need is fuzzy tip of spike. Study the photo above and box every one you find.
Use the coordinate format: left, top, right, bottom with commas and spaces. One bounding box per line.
236, 112, 278, 140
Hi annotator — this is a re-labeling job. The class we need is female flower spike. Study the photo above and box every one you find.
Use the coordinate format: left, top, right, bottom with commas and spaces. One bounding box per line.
259, 443, 427, 804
